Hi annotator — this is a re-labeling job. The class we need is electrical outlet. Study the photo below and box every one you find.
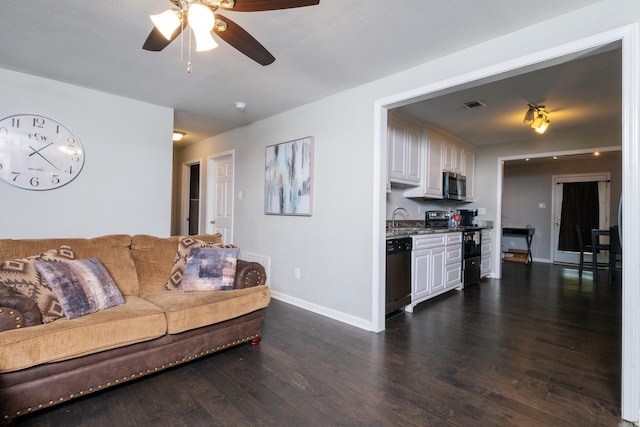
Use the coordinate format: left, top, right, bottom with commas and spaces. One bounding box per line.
294, 267, 301, 279
478, 207, 486, 215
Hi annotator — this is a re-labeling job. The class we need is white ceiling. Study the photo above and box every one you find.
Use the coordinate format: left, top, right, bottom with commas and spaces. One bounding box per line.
398, 44, 621, 146
0, 0, 611, 145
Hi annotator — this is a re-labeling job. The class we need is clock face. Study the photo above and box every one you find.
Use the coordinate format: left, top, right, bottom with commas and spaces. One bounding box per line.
0, 114, 85, 190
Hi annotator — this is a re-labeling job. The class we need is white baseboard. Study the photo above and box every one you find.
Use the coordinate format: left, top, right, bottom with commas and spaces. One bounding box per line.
269, 290, 374, 332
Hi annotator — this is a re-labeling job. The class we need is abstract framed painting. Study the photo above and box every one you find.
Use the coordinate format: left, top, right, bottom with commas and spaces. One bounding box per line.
265, 136, 313, 216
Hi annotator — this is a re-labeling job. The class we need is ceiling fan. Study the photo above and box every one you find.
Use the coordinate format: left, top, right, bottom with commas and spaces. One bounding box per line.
143, 0, 320, 66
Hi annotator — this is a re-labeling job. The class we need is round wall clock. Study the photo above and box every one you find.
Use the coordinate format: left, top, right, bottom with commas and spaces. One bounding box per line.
0, 114, 85, 190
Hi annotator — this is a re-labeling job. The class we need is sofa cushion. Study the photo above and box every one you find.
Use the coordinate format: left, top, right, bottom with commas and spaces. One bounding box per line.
0, 246, 75, 323
180, 247, 240, 291
131, 234, 223, 296
35, 257, 125, 320
0, 235, 139, 297
143, 285, 271, 334
0, 296, 167, 373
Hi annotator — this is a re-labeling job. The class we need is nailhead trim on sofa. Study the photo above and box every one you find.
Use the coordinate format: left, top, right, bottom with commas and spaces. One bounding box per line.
3, 333, 260, 419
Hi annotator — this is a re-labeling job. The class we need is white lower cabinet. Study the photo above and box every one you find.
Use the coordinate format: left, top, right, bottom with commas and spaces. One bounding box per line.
407, 232, 462, 312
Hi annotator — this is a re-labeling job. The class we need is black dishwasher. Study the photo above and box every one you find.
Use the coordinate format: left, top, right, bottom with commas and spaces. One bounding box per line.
385, 237, 412, 315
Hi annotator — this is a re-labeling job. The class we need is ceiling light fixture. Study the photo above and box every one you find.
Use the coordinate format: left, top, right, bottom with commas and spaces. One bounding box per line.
150, 9, 182, 40
149, 1, 220, 72
173, 131, 186, 142
523, 104, 550, 134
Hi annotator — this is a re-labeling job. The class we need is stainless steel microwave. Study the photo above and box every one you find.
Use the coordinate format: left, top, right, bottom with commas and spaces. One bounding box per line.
443, 171, 466, 201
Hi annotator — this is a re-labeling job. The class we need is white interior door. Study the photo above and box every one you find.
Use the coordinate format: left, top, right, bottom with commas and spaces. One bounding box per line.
551, 173, 610, 264
206, 153, 234, 243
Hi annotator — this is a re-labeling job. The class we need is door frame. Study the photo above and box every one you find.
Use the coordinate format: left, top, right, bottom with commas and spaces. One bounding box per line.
372, 25, 640, 421
180, 159, 202, 236
205, 150, 235, 241
551, 172, 612, 264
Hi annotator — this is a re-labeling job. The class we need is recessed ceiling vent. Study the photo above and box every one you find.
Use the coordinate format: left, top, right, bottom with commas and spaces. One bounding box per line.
463, 99, 487, 110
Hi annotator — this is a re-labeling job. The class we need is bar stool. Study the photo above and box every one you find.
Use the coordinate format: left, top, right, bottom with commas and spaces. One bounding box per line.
575, 225, 593, 278
591, 228, 611, 281
609, 225, 622, 284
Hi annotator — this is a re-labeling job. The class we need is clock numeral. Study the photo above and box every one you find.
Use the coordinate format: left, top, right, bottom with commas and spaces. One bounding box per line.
51, 175, 60, 185
0, 127, 7, 137
55, 125, 60, 134
67, 137, 76, 145
29, 177, 40, 187
71, 156, 81, 162
11, 172, 20, 182
32, 117, 45, 128
65, 165, 74, 175
11, 118, 20, 128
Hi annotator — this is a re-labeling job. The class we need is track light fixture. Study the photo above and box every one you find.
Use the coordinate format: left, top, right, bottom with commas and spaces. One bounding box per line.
523, 104, 550, 134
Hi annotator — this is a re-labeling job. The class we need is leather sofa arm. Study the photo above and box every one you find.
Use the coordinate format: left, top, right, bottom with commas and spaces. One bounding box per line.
234, 260, 267, 289
0, 285, 42, 331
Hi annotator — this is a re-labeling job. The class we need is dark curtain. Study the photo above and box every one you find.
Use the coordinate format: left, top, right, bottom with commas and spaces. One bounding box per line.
558, 181, 600, 251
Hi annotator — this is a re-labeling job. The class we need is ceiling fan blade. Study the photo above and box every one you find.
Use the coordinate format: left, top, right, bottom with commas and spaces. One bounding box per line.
214, 15, 275, 65
225, 0, 320, 12
142, 25, 184, 51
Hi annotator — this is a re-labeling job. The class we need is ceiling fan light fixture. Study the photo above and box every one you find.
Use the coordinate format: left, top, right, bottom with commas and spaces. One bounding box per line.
534, 118, 550, 134
188, 3, 215, 33
523, 105, 535, 124
530, 112, 545, 129
150, 9, 181, 40
193, 29, 219, 51
524, 104, 550, 134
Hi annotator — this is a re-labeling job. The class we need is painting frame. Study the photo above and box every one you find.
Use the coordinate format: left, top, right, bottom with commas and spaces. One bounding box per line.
264, 136, 314, 216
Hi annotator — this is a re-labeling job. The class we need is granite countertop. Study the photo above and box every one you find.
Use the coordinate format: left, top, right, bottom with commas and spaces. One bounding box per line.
385, 219, 493, 239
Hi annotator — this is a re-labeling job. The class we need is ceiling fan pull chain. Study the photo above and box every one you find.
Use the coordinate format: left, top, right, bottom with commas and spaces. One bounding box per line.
187, 25, 193, 73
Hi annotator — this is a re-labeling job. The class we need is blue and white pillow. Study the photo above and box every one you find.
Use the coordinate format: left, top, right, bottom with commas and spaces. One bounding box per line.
180, 247, 240, 292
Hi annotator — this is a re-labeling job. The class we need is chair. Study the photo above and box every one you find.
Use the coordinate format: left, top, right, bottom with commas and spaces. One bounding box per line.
591, 228, 611, 281
576, 225, 593, 278
609, 225, 622, 284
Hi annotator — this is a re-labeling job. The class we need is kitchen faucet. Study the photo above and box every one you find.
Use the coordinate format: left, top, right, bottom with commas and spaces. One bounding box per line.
392, 207, 409, 228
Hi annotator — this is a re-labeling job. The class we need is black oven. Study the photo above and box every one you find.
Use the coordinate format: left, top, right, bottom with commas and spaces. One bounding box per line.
462, 229, 481, 287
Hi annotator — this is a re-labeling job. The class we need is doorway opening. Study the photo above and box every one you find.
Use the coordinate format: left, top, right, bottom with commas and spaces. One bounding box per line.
181, 161, 201, 235
373, 26, 639, 421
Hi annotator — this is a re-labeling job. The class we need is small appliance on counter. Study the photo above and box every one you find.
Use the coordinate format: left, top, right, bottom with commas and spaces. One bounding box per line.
458, 209, 478, 227
425, 210, 450, 229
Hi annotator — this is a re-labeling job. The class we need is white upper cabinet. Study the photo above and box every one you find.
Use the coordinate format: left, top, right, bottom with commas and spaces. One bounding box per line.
424, 130, 445, 198
443, 140, 464, 174
404, 126, 475, 200
388, 111, 422, 186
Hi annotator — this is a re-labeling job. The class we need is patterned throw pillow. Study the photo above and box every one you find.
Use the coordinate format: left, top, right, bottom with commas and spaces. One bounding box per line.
165, 237, 237, 290
0, 246, 75, 323
35, 257, 125, 320
180, 247, 240, 292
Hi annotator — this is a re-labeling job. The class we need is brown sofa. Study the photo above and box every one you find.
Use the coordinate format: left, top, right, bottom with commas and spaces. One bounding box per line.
0, 234, 270, 420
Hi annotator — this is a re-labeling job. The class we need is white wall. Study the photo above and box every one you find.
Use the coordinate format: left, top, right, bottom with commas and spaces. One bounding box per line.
175, 0, 640, 331
0, 68, 174, 238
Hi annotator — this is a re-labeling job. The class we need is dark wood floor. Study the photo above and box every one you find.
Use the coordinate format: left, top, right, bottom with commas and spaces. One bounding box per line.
7, 262, 631, 426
